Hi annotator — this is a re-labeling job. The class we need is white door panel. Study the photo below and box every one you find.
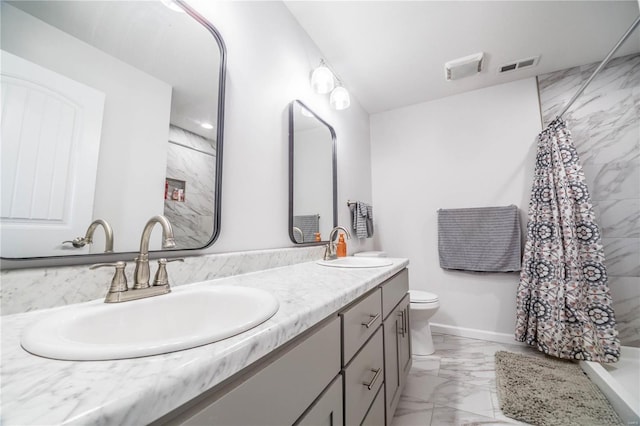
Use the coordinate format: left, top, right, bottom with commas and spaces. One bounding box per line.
1, 50, 105, 257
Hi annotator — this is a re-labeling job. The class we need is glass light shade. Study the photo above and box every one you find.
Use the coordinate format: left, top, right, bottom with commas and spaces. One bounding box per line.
330, 86, 350, 110
311, 66, 335, 94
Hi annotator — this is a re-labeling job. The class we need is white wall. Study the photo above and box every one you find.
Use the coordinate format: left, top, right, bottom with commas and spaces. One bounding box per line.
370, 78, 541, 336
189, 1, 374, 255
294, 126, 334, 239
2, 3, 171, 253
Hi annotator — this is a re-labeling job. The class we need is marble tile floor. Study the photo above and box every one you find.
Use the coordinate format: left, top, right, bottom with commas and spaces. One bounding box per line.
391, 333, 549, 426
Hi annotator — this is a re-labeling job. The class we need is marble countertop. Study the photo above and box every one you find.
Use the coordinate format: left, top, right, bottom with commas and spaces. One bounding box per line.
1, 258, 409, 425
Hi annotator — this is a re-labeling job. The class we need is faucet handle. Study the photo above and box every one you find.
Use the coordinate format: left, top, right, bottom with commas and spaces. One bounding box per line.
62, 237, 88, 248
153, 258, 184, 286
90, 262, 128, 299
323, 243, 337, 261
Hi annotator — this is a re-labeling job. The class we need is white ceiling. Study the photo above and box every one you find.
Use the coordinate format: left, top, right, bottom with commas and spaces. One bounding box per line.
285, 1, 640, 114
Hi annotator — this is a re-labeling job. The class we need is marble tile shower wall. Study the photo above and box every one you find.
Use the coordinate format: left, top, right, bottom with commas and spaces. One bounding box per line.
164, 125, 216, 249
0, 246, 325, 315
538, 53, 640, 346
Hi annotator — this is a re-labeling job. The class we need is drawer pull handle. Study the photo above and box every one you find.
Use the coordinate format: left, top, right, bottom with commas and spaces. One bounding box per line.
397, 311, 405, 336
363, 368, 382, 390
361, 313, 380, 328
404, 308, 409, 337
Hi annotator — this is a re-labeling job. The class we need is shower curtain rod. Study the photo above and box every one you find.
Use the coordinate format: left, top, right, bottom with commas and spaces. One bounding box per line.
557, 15, 640, 119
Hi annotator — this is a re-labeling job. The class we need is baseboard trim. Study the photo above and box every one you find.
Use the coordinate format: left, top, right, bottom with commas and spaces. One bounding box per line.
430, 323, 528, 346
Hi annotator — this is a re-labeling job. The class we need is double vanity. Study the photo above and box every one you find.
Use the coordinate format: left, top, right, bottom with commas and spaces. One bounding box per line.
0, 2, 411, 424
2, 257, 410, 425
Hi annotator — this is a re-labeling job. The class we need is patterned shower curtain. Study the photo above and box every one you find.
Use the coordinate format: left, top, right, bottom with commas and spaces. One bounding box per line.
515, 118, 620, 363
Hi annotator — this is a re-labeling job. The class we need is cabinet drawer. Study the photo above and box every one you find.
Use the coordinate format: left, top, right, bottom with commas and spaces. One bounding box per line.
177, 317, 341, 426
341, 288, 382, 365
361, 385, 385, 426
381, 269, 409, 320
344, 328, 384, 426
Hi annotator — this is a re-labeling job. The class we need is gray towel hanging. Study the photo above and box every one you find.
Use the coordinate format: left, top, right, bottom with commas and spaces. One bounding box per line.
438, 205, 521, 272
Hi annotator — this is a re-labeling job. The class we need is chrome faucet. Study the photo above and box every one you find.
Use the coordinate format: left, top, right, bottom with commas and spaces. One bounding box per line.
63, 219, 114, 253
324, 226, 351, 260
133, 215, 176, 290
90, 215, 181, 303
91, 257, 183, 303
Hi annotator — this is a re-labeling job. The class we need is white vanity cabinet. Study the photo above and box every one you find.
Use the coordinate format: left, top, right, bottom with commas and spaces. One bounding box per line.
156, 269, 411, 426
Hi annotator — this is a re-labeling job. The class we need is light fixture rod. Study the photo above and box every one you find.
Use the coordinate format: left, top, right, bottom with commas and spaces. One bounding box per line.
318, 58, 345, 86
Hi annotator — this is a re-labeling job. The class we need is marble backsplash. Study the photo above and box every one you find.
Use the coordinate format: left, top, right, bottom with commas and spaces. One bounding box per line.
0, 246, 325, 316
537, 53, 640, 346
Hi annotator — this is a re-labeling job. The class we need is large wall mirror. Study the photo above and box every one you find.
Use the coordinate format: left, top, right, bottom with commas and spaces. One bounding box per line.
289, 100, 336, 244
0, 0, 225, 260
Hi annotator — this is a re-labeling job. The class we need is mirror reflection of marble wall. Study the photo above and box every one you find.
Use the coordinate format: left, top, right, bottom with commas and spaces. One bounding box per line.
290, 101, 336, 243
164, 126, 216, 249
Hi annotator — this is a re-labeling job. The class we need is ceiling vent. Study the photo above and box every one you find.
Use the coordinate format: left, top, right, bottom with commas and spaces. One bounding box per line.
498, 56, 540, 73
445, 52, 484, 81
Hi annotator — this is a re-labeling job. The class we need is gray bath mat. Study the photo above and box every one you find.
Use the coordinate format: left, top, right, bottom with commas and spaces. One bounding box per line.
495, 351, 623, 426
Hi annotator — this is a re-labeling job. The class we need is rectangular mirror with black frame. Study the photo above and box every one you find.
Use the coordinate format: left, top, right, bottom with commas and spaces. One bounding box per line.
288, 100, 337, 244
0, 0, 226, 263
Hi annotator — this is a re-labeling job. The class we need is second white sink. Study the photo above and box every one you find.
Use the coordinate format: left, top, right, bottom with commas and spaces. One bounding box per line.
317, 257, 393, 268
21, 285, 279, 361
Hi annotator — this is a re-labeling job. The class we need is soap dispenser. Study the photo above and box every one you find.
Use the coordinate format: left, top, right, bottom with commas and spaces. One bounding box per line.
336, 233, 347, 257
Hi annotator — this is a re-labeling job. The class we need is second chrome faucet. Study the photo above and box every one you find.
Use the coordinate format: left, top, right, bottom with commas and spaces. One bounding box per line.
324, 225, 352, 260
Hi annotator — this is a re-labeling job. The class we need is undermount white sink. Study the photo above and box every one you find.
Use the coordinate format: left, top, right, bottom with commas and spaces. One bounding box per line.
21, 285, 279, 361
317, 257, 393, 268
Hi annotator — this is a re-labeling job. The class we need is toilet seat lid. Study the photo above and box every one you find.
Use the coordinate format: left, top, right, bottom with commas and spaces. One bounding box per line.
410, 290, 439, 303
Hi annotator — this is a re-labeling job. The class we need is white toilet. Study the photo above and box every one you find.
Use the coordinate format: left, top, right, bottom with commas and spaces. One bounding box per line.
409, 290, 440, 356
353, 251, 440, 356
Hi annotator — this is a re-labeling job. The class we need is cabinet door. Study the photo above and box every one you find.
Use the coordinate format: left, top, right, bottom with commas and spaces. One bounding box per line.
176, 318, 341, 426
384, 294, 412, 425
295, 375, 343, 426
398, 295, 412, 391
383, 304, 402, 425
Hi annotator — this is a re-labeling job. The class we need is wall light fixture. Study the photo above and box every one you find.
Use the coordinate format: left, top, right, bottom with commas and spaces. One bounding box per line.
311, 60, 351, 111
